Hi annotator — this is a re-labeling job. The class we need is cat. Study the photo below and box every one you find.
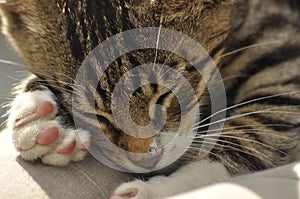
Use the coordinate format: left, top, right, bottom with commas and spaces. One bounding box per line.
0, 0, 300, 198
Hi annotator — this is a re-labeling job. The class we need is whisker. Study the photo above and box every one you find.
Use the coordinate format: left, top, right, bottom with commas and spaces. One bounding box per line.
30, 80, 80, 95
153, 24, 162, 69
193, 105, 300, 131
205, 134, 287, 155
0, 112, 9, 119
261, 110, 300, 115
53, 72, 76, 82
36, 79, 82, 94
0, 59, 26, 68
185, 147, 233, 166
69, 164, 103, 193
193, 91, 300, 127
32, 71, 88, 93
196, 128, 293, 140
0, 96, 14, 101
15, 71, 31, 74
195, 123, 292, 134
0, 101, 12, 108
16, 70, 86, 94
45, 84, 80, 95
152, 2, 165, 71
221, 40, 281, 58
157, 38, 187, 84
192, 139, 274, 166
0, 71, 24, 82
190, 143, 274, 167
0, 119, 9, 129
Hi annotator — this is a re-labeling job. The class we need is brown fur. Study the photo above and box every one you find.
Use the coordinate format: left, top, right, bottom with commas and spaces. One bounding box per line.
0, 0, 235, 153
1, 0, 299, 174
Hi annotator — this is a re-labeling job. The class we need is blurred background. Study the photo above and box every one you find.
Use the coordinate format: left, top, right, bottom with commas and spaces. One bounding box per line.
0, 35, 28, 130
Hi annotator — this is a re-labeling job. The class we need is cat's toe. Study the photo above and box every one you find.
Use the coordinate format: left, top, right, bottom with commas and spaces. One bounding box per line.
12, 120, 60, 153
41, 129, 91, 166
9, 90, 57, 129
15, 120, 91, 166
111, 181, 149, 199
15, 120, 64, 161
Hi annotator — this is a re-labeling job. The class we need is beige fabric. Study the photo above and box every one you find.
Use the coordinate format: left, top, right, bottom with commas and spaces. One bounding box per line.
1, 128, 300, 199
0, 129, 130, 199
169, 162, 300, 199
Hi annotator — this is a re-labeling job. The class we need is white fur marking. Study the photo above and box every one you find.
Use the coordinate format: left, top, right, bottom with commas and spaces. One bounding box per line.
113, 160, 230, 199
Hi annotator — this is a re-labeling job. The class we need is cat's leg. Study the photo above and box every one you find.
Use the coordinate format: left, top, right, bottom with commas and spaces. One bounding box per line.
8, 76, 91, 166
111, 159, 230, 199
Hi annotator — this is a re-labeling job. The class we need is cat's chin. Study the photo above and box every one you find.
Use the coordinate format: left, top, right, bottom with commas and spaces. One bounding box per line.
97, 133, 195, 174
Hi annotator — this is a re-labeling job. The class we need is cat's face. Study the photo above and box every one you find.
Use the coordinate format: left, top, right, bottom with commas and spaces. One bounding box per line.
0, 0, 236, 172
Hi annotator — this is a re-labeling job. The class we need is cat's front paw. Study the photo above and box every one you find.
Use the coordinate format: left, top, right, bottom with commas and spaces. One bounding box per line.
111, 181, 149, 199
8, 89, 90, 166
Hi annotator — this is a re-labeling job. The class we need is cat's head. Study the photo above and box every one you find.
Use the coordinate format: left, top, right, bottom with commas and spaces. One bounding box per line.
0, 0, 238, 172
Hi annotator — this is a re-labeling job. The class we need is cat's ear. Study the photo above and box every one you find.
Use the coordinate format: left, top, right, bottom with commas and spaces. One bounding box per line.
1, 0, 34, 14
0, 0, 46, 54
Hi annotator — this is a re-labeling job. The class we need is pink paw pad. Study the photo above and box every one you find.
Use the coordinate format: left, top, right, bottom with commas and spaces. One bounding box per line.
36, 101, 54, 117
14, 101, 55, 129
57, 141, 76, 154
111, 190, 137, 199
37, 127, 59, 145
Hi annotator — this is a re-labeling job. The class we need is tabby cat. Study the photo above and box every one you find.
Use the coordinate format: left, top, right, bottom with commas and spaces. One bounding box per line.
0, 0, 300, 198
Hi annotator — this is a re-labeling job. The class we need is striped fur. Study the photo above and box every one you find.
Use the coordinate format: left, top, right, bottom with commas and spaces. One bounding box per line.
217, 0, 300, 174
0, 0, 299, 176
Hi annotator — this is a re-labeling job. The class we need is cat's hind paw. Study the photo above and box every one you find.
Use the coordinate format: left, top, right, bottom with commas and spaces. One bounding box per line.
111, 181, 149, 199
8, 89, 90, 166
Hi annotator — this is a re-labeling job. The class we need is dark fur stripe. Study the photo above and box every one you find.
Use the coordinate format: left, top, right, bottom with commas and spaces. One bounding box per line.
221, 14, 298, 69
225, 45, 300, 104
253, 76, 300, 90
242, 45, 300, 77
239, 95, 300, 107
273, 0, 300, 11
210, 42, 224, 58
248, 114, 298, 131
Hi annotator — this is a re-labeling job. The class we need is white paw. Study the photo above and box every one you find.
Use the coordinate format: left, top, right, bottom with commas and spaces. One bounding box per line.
8, 89, 90, 166
111, 181, 149, 199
